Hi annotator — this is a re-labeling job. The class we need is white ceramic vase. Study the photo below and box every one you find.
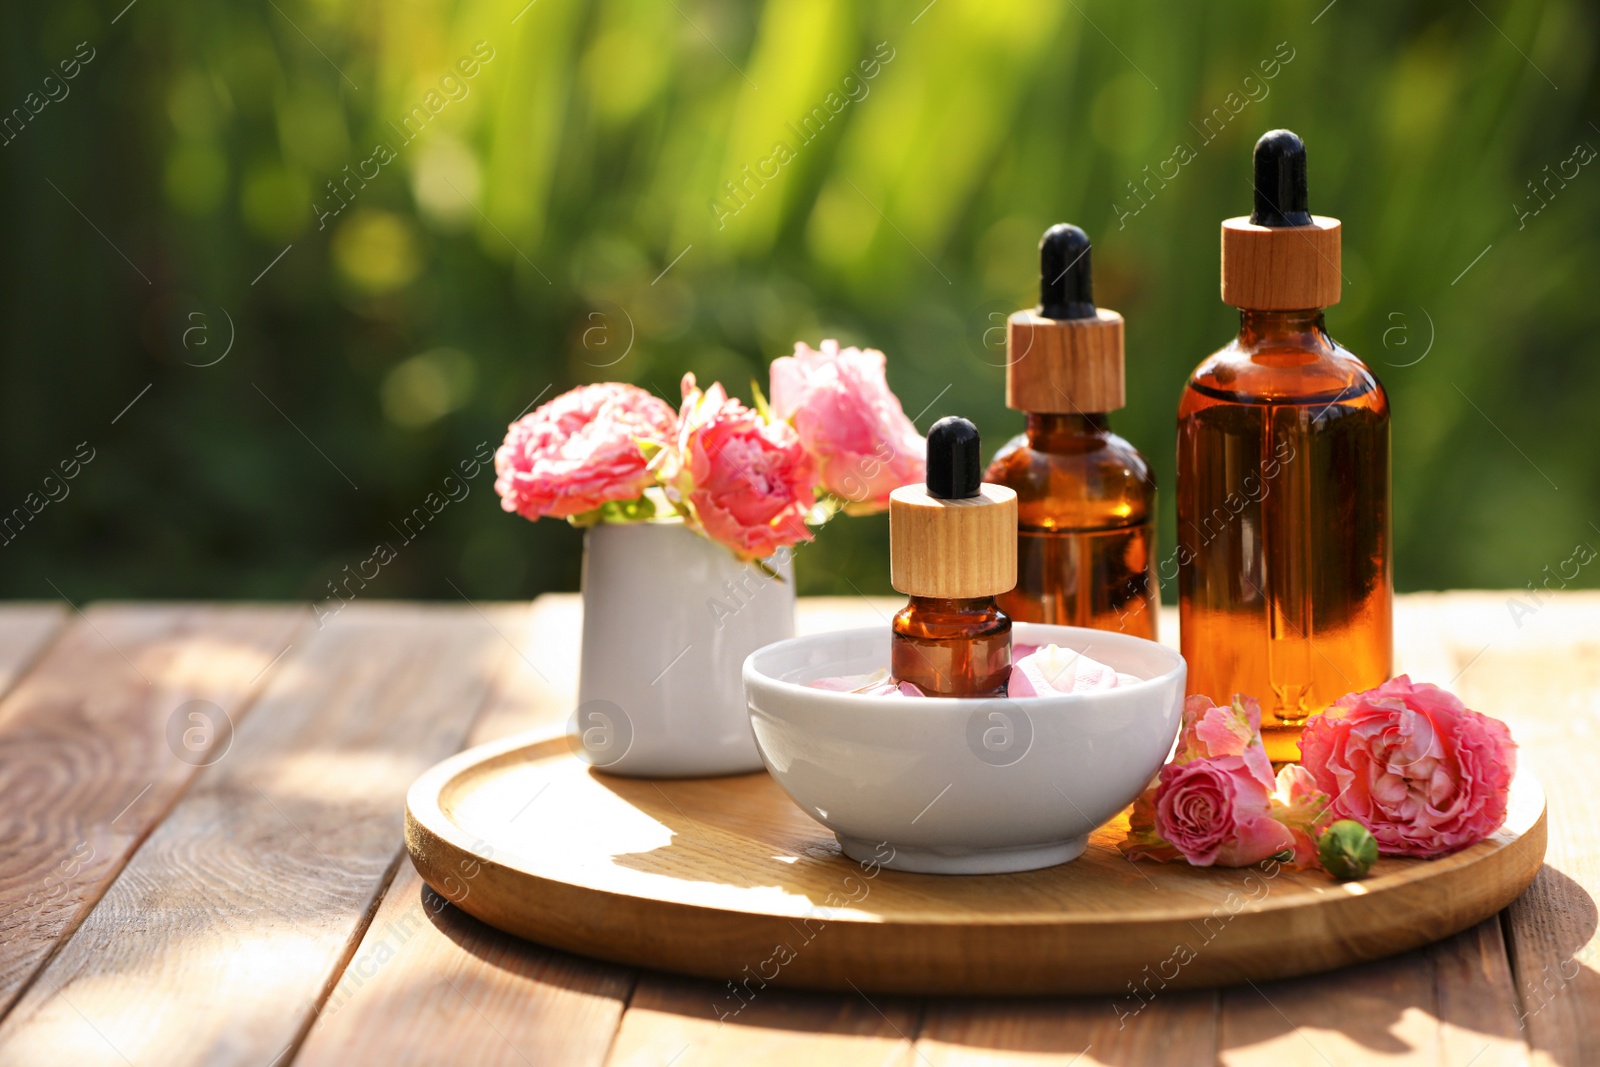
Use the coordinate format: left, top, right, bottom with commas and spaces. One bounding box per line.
572, 521, 794, 777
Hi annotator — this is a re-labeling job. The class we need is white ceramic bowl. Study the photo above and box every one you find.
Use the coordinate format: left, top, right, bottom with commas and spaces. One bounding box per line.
744, 622, 1186, 874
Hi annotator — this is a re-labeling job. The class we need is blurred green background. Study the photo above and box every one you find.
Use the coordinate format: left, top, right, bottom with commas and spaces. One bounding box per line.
2, 0, 1596, 604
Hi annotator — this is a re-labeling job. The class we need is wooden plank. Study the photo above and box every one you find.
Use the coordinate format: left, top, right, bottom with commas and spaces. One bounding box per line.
462, 595, 581, 743
303, 885, 631, 1067
1434, 920, 1530, 1067
1430, 591, 1600, 1067
1217, 922, 1527, 1066
0, 604, 305, 1017
0, 604, 66, 694
914, 898, 1521, 1067
0, 602, 73, 1002
294, 598, 634, 1067
605, 976, 919, 1067
1219, 948, 1443, 1064
0, 603, 519, 1067
918, 991, 1215, 1066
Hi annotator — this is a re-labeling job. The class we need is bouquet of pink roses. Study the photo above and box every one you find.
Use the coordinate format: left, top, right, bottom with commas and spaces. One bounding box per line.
493, 340, 924, 562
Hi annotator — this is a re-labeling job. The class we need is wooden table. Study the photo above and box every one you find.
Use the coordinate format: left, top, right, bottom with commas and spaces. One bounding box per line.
0, 593, 1595, 1066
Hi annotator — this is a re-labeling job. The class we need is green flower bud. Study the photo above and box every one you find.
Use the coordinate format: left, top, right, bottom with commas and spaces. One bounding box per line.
1318, 820, 1378, 880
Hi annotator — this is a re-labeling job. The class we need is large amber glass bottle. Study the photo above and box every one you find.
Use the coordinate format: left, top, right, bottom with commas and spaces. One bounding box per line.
987, 225, 1158, 639
1177, 131, 1392, 762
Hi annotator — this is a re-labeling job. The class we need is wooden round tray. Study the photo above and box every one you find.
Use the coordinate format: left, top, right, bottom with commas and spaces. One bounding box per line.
405, 732, 1546, 996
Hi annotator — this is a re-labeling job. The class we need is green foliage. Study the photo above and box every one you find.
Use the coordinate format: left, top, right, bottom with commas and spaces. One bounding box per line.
568, 494, 658, 528
0, 0, 1596, 602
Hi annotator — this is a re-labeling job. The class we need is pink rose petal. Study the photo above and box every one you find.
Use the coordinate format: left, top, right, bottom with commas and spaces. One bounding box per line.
1007, 644, 1121, 697
807, 671, 926, 697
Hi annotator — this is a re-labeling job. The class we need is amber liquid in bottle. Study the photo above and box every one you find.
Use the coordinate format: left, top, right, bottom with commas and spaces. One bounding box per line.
1177, 309, 1392, 761
987, 413, 1158, 638
892, 596, 1011, 698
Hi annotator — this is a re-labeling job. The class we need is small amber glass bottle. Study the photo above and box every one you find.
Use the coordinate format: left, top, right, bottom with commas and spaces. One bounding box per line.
890, 417, 1018, 698
1177, 130, 1392, 762
987, 224, 1158, 638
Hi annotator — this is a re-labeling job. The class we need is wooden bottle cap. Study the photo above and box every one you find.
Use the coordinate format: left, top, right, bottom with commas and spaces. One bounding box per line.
1221, 130, 1342, 309
1005, 308, 1125, 413
889, 483, 1017, 599
1006, 224, 1125, 413
1220, 215, 1342, 309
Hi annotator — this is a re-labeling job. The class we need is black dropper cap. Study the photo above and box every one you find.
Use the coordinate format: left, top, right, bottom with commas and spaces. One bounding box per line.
925, 416, 981, 500
1038, 224, 1096, 320
1249, 129, 1313, 228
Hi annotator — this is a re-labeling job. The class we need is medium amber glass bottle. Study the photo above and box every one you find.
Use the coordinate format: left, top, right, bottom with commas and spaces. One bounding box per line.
987, 224, 1158, 638
1177, 130, 1392, 762
890, 417, 1018, 697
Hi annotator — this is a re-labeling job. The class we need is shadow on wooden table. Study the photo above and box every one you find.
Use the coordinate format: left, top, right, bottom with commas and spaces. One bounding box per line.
419, 880, 629, 994
908, 863, 1599, 1067
1205, 862, 1597, 1067
1499, 862, 1600, 1063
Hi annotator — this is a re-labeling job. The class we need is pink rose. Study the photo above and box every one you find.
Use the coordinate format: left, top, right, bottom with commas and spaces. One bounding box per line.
769, 340, 924, 512
1123, 694, 1329, 868
1151, 757, 1296, 867
1176, 695, 1276, 789
1299, 675, 1516, 858
661, 374, 815, 561
1122, 786, 1182, 863
494, 383, 677, 521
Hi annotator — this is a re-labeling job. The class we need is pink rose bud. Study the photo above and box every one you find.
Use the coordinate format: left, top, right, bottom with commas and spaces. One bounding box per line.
1318, 819, 1378, 880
